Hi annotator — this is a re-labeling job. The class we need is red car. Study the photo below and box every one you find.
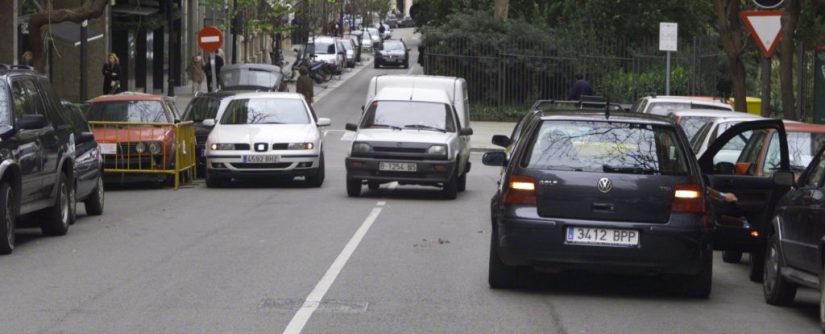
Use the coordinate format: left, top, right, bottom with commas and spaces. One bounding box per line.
85, 93, 182, 183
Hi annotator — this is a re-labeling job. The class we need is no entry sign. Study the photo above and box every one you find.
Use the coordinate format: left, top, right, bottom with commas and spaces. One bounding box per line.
198, 26, 223, 53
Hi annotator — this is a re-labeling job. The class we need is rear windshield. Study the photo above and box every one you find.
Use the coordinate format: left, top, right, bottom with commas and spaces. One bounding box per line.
220, 98, 308, 125
522, 120, 690, 175
220, 68, 280, 89
183, 96, 222, 121
649, 102, 730, 116
87, 100, 169, 123
383, 41, 404, 51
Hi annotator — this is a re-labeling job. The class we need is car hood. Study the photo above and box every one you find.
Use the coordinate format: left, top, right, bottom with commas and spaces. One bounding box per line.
209, 124, 320, 144
92, 126, 173, 143
354, 128, 452, 144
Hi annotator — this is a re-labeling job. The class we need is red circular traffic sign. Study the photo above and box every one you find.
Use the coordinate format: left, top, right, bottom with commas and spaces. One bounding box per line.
197, 26, 223, 52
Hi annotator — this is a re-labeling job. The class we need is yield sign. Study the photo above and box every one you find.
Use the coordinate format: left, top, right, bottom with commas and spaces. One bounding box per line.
740, 10, 784, 57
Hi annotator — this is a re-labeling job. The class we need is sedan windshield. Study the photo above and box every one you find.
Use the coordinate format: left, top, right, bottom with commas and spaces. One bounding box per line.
182, 97, 222, 121
87, 100, 170, 123
361, 101, 456, 132
220, 98, 309, 125
312, 42, 336, 55
522, 120, 689, 175
383, 41, 405, 51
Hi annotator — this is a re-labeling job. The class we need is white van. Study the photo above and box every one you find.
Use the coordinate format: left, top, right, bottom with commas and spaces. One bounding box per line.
345, 75, 472, 199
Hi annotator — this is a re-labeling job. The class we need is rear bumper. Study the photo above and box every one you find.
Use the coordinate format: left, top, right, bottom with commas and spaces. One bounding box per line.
495, 215, 710, 275
346, 157, 455, 185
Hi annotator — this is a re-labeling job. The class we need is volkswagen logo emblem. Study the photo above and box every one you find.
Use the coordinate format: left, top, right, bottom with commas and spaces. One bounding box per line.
597, 177, 613, 193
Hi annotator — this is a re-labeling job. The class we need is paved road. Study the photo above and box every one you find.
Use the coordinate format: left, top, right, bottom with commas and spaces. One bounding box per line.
0, 28, 822, 334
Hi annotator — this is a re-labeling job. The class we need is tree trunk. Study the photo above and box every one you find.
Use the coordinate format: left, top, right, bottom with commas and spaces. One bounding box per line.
779, 0, 801, 120
713, 0, 747, 113
494, 0, 508, 22
27, 0, 109, 73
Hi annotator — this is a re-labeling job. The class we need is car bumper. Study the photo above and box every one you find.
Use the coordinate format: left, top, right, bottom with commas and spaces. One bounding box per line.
346, 157, 455, 185
207, 154, 321, 179
494, 212, 710, 275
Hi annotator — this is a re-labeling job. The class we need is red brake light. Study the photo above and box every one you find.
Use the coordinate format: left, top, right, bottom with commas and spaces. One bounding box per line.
503, 175, 537, 205
672, 184, 704, 213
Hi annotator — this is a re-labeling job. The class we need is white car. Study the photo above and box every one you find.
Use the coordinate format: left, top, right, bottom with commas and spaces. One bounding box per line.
691, 116, 764, 164
203, 93, 331, 187
668, 109, 759, 141
360, 31, 374, 52
633, 95, 734, 115
309, 36, 345, 74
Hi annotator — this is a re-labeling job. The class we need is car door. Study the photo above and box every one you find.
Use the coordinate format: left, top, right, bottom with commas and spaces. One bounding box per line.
779, 145, 825, 273
35, 77, 68, 199
9, 78, 47, 204
698, 119, 790, 250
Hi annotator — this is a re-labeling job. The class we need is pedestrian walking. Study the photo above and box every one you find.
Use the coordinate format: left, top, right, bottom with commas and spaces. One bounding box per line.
20, 51, 33, 66
102, 53, 122, 94
296, 65, 314, 104
567, 73, 594, 100
186, 56, 206, 95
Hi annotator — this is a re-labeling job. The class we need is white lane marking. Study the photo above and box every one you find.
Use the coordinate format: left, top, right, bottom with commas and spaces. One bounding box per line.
282, 207, 384, 334
340, 131, 356, 141
377, 201, 386, 206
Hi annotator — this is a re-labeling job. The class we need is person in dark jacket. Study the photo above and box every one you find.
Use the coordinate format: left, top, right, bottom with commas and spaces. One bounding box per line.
204, 49, 225, 92
296, 65, 314, 104
102, 53, 122, 94
567, 73, 594, 100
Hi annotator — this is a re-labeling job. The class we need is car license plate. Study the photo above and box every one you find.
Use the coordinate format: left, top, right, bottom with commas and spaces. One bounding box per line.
566, 227, 639, 247
379, 162, 417, 172
100, 143, 117, 155
242, 155, 279, 163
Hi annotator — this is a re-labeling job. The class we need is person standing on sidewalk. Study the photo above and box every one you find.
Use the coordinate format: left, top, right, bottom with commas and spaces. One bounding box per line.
102, 53, 122, 94
186, 56, 206, 95
296, 65, 314, 104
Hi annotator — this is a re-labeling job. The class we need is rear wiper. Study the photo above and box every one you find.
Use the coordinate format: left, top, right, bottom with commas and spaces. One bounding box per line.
602, 164, 659, 174
403, 124, 446, 133
370, 123, 402, 130
546, 165, 584, 171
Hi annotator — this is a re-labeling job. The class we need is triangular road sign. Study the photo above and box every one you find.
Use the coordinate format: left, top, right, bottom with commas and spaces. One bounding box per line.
741, 10, 784, 57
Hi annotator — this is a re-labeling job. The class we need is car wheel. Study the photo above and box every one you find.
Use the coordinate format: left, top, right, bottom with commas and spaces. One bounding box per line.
683, 244, 712, 298
763, 234, 797, 305
41, 174, 71, 236
84, 175, 104, 216
457, 171, 467, 192
205, 172, 226, 188
346, 177, 361, 197
722, 250, 742, 264
368, 181, 380, 191
442, 172, 458, 200
0, 182, 15, 255
306, 153, 325, 188
489, 229, 518, 289
750, 252, 765, 282
373, 61, 380, 69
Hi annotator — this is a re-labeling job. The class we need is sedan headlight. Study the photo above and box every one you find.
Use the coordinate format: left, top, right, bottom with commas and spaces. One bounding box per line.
288, 142, 315, 150
427, 145, 447, 156
135, 142, 146, 153
210, 143, 235, 150
148, 142, 161, 154
352, 142, 372, 153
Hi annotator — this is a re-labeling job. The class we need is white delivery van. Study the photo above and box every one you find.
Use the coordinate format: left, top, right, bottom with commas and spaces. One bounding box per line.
345, 75, 472, 199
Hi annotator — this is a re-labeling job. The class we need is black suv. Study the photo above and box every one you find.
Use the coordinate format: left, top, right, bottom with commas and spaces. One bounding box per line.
0, 65, 91, 255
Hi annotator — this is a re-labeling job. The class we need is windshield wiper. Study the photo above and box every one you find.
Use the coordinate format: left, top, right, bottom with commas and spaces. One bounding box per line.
546, 165, 584, 171
370, 124, 402, 130
403, 124, 446, 133
602, 164, 659, 174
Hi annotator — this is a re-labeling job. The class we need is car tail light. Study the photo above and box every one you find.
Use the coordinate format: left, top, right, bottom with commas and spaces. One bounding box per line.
503, 175, 537, 205
672, 184, 704, 213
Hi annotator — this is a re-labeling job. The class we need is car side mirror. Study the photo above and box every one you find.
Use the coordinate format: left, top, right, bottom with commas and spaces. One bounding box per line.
459, 127, 473, 136
482, 151, 507, 167
714, 162, 735, 175
202, 119, 216, 127
735, 162, 752, 175
492, 135, 511, 148
317, 118, 331, 127
78, 131, 95, 143
773, 170, 795, 187
345, 123, 358, 131
17, 114, 46, 130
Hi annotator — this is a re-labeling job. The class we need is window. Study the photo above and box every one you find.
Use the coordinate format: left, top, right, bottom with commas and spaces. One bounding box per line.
0, 81, 10, 126
360, 101, 456, 132
220, 68, 280, 89
806, 147, 825, 188
678, 116, 713, 141
521, 120, 689, 175
87, 100, 170, 123
647, 102, 691, 116
220, 98, 309, 125
11, 79, 46, 118
183, 97, 222, 121
37, 78, 69, 127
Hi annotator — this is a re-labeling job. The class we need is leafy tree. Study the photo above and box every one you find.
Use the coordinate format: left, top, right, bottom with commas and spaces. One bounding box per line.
27, 0, 109, 73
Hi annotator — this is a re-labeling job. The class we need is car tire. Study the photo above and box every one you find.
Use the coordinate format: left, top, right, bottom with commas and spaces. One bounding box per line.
84, 176, 104, 216
722, 250, 742, 264
489, 230, 518, 289
763, 234, 797, 305
205, 171, 226, 188
442, 172, 458, 200
346, 177, 361, 197
368, 181, 380, 191
306, 153, 325, 188
683, 245, 713, 298
374, 61, 380, 69
750, 252, 765, 282
0, 182, 15, 255
457, 171, 467, 192
41, 174, 71, 236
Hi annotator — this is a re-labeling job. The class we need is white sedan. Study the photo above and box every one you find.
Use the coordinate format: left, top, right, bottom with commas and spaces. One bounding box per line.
203, 93, 330, 187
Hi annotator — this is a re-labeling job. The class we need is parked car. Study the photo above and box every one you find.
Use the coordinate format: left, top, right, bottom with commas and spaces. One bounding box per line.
669, 109, 758, 141
309, 36, 346, 75
690, 116, 763, 163
181, 91, 237, 175
0, 64, 90, 254
341, 37, 356, 68
61, 101, 104, 218
633, 95, 734, 116
398, 16, 415, 28
203, 92, 331, 187
374, 39, 410, 69
365, 27, 382, 46
345, 75, 472, 199
360, 31, 375, 53
85, 93, 182, 184
219, 64, 287, 92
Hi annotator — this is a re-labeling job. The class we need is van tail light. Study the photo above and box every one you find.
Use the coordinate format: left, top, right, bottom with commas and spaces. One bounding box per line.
503, 175, 537, 205
671, 184, 704, 213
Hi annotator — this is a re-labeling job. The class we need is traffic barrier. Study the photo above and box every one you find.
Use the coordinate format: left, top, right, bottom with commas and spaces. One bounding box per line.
88, 120, 197, 189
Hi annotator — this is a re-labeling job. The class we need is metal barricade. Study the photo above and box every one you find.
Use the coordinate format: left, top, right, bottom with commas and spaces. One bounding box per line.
88, 121, 197, 189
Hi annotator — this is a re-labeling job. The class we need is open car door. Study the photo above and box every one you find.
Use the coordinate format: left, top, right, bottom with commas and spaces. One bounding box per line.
698, 119, 791, 253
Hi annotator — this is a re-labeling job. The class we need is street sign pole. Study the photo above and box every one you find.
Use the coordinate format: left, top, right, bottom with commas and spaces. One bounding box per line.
741, 10, 784, 114
198, 26, 224, 93
666, 51, 671, 95
659, 22, 678, 96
